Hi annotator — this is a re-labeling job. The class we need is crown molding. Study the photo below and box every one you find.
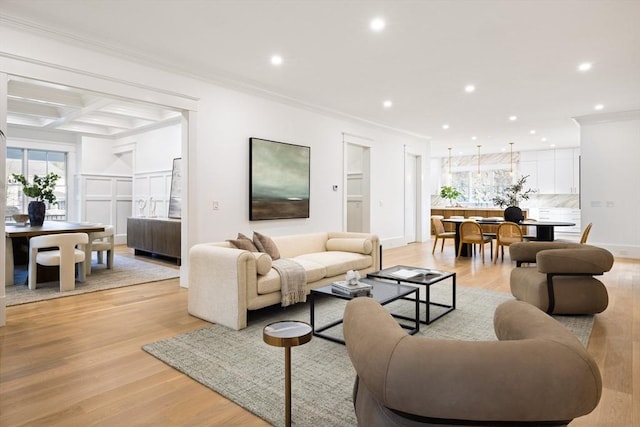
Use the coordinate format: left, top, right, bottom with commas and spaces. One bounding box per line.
572, 110, 640, 126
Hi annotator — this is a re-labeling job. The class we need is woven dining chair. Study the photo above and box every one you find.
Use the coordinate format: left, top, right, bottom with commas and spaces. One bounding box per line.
457, 221, 493, 263
431, 216, 456, 254
580, 222, 593, 244
494, 221, 523, 263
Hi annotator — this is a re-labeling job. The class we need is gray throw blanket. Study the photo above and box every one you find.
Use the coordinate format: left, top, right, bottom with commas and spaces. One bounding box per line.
272, 258, 307, 307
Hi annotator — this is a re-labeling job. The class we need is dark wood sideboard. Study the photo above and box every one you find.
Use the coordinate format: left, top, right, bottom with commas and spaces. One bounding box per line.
127, 217, 181, 264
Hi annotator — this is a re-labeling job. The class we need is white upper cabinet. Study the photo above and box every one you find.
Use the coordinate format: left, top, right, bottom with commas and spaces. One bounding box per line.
518, 148, 580, 195
554, 148, 580, 194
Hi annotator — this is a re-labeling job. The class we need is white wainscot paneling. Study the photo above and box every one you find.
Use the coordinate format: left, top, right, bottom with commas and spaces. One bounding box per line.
149, 175, 165, 194
86, 178, 113, 196
116, 179, 133, 197
86, 200, 112, 224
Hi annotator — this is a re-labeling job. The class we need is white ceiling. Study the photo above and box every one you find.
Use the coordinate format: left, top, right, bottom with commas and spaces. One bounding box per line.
1, 0, 639, 156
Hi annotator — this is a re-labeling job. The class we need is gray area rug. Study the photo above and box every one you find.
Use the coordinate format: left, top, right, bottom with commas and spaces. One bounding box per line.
143, 285, 594, 427
5, 254, 179, 306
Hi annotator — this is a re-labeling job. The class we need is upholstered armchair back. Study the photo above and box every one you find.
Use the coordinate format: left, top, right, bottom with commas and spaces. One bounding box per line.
344, 297, 602, 426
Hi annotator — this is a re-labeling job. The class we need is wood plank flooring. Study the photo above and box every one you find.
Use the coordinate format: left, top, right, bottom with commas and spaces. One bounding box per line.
1, 243, 638, 426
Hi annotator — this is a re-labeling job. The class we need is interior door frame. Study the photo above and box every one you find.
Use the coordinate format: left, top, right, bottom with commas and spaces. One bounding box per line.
404, 146, 424, 244
343, 133, 372, 233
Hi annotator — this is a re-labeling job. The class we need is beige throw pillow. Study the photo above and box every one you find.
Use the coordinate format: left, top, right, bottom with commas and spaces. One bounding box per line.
253, 231, 280, 260
227, 232, 258, 251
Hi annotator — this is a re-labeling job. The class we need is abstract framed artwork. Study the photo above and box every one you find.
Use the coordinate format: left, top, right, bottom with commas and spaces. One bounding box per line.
249, 137, 310, 220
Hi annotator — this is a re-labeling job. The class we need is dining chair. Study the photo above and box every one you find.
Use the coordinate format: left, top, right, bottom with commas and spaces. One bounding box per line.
580, 222, 593, 244
28, 232, 89, 291
457, 220, 493, 263
87, 225, 115, 274
431, 216, 455, 254
494, 221, 523, 263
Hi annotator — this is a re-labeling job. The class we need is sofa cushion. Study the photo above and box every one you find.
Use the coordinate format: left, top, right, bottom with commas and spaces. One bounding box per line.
227, 237, 258, 252
296, 251, 372, 277
252, 252, 273, 275
289, 257, 327, 282
326, 238, 373, 255
257, 269, 281, 294
253, 232, 281, 260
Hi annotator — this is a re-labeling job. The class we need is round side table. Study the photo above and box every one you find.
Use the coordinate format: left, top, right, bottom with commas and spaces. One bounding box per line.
263, 320, 312, 427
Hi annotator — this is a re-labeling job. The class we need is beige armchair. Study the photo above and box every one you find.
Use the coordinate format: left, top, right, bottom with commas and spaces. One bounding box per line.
343, 297, 602, 426
509, 242, 613, 314
29, 232, 88, 291
87, 225, 115, 274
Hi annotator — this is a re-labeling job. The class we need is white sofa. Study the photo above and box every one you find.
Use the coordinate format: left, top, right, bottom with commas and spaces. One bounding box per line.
188, 231, 380, 330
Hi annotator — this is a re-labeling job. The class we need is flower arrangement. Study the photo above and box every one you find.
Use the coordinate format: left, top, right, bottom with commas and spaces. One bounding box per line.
11, 172, 60, 204
492, 175, 536, 208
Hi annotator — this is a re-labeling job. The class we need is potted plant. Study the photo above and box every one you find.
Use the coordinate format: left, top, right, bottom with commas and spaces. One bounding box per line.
492, 175, 536, 222
440, 185, 462, 207
11, 172, 60, 226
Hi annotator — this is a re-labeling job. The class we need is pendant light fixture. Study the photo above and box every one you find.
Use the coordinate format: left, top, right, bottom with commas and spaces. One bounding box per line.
477, 145, 481, 175
509, 142, 514, 175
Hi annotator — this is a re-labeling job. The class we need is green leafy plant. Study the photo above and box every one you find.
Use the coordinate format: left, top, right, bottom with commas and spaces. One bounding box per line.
492, 175, 536, 208
11, 172, 60, 204
440, 185, 462, 206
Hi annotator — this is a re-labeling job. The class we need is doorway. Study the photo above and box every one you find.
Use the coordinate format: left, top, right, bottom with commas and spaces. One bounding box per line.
404, 152, 422, 244
344, 136, 371, 233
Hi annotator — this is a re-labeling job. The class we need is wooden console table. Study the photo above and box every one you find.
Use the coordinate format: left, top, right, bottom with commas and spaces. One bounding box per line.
127, 217, 181, 264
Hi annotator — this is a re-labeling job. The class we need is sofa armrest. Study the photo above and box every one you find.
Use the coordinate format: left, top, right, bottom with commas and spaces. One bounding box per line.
537, 247, 614, 275
187, 244, 258, 330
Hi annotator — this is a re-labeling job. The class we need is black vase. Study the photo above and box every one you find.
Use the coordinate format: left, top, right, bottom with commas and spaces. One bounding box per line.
28, 201, 46, 226
504, 206, 524, 223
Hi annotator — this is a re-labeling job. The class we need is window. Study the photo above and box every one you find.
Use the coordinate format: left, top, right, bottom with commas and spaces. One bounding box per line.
442, 152, 515, 206
5, 148, 67, 221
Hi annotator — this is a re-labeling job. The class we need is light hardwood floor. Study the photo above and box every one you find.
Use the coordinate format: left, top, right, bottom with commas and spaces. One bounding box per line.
1, 243, 638, 426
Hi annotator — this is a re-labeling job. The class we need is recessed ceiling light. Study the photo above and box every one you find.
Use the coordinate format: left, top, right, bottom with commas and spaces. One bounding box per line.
370, 18, 385, 32
541, 137, 547, 142
471, 136, 477, 140
509, 115, 518, 121
464, 85, 476, 93
529, 130, 536, 135
442, 124, 450, 130
383, 100, 392, 108
578, 62, 592, 72
594, 104, 604, 110
270, 55, 283, 66
550, 144, 556, 148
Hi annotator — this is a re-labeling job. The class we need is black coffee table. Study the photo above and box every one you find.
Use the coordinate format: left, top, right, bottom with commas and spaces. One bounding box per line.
367, 265, 456, 325
309, 279, 419, 345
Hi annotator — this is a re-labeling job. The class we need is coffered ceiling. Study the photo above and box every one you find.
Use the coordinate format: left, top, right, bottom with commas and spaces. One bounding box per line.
1, 0, 639, 155
7, 76, 180, 138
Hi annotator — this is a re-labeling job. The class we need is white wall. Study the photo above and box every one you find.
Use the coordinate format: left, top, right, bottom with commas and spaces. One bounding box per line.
0, 24, 430, 295
574, 110, 640, 258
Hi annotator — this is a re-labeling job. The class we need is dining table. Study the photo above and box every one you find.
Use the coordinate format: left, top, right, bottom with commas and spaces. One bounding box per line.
441, 217, 576, 257
5, 221, 106, 286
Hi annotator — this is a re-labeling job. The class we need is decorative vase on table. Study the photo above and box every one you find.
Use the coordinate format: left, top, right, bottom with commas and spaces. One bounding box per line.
28, 201, 46, 226
504, 206, 524, 223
